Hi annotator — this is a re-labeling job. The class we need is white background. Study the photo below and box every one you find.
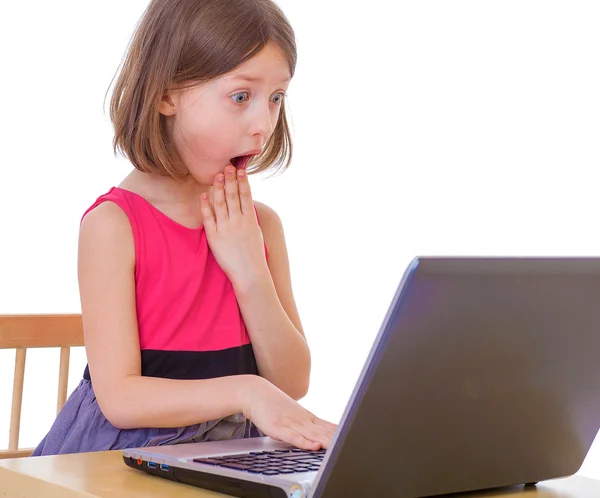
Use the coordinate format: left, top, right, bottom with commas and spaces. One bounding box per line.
1, 0, 599, 480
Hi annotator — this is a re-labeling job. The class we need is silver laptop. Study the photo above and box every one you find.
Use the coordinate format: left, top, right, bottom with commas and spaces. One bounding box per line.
123, 257, 600, 498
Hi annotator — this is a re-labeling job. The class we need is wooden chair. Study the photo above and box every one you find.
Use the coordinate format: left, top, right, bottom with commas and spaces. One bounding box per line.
0, 314, 84, 459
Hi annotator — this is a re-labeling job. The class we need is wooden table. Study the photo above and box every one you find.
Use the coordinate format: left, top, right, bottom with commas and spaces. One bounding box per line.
1, 451, 599, 497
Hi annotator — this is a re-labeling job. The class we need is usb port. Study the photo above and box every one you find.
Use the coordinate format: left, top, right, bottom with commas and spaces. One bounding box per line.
160, 464, 170, 472
147, 461, 157, 469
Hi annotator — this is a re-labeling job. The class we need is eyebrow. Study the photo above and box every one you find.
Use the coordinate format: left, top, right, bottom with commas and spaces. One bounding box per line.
229, 74, 292, 84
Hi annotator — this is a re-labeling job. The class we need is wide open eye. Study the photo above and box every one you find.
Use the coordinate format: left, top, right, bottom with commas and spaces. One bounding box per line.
231, 92, 250, 104
271, 93, 286, 105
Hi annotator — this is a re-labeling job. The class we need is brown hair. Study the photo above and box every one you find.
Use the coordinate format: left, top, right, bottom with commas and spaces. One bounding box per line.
107, 0, 297, 180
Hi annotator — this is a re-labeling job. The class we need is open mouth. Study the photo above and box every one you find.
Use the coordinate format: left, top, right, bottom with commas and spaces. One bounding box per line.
230, 155, 255, 169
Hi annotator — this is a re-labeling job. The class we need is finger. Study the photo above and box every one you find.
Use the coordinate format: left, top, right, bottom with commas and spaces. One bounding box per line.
313, 417, 338, 434
276, 427, 321, 451
212, 173, 228, 223
310, 421, 336, 441
315, 429, 336, 449
236, 167, 254, 215
291, 421, 331, 449
299, 411, 338, 433
224, 165, 242, 217
200, 193, 217, 234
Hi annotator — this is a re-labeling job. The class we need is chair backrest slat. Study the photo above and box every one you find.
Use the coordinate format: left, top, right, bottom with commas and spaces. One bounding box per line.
57, 346, 71, 415
0, 314, 84, 349
9, 349, 27, 451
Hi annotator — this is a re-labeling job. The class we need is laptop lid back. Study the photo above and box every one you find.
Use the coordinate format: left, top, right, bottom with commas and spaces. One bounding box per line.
312, 257, 600, 498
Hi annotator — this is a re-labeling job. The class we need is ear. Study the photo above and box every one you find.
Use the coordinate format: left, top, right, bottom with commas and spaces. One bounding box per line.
158, 90, 178, 116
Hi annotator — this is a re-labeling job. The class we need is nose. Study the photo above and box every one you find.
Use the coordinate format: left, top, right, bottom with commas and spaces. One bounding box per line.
249, 100, 275, 139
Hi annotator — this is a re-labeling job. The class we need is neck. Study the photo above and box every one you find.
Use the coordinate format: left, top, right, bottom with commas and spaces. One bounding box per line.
120, 169, 213, 205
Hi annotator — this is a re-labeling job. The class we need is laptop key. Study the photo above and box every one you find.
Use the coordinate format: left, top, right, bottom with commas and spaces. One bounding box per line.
218, 463, 254, 471
280, 455, 322, 462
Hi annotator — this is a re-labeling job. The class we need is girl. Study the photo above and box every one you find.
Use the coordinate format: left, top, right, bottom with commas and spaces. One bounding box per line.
32, 0, 336, 456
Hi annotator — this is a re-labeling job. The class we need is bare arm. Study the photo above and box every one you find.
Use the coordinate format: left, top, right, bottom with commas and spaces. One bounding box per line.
79, 202, 253, 430
232, 202, 311, 401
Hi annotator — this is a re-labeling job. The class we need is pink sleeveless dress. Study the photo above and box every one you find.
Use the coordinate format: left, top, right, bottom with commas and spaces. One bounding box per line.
32, 187, 264, 456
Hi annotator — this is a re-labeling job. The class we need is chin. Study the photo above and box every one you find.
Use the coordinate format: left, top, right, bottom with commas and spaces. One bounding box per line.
186, 170, 217, 186
184, 157, 238, 184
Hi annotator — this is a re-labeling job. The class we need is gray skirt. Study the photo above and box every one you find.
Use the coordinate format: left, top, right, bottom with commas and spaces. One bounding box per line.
31, 379, 262, 456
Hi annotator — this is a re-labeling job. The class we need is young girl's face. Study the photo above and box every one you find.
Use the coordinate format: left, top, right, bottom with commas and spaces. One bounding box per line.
160, 42, 292, 184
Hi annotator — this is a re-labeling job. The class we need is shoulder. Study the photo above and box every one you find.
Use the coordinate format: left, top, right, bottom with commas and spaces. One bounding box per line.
254, 201, 283, 234
253, 201, 286, 254
81, 200, 132, 235
253, 201, 282, 229
79, 201, 135, 263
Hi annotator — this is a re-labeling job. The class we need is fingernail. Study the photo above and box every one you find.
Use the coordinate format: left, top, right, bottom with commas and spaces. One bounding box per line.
237, 168, 246, 177
217, 175, 224, 183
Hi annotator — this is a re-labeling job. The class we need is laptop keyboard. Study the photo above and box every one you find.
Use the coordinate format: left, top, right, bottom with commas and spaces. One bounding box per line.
193, 448, 326, 475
